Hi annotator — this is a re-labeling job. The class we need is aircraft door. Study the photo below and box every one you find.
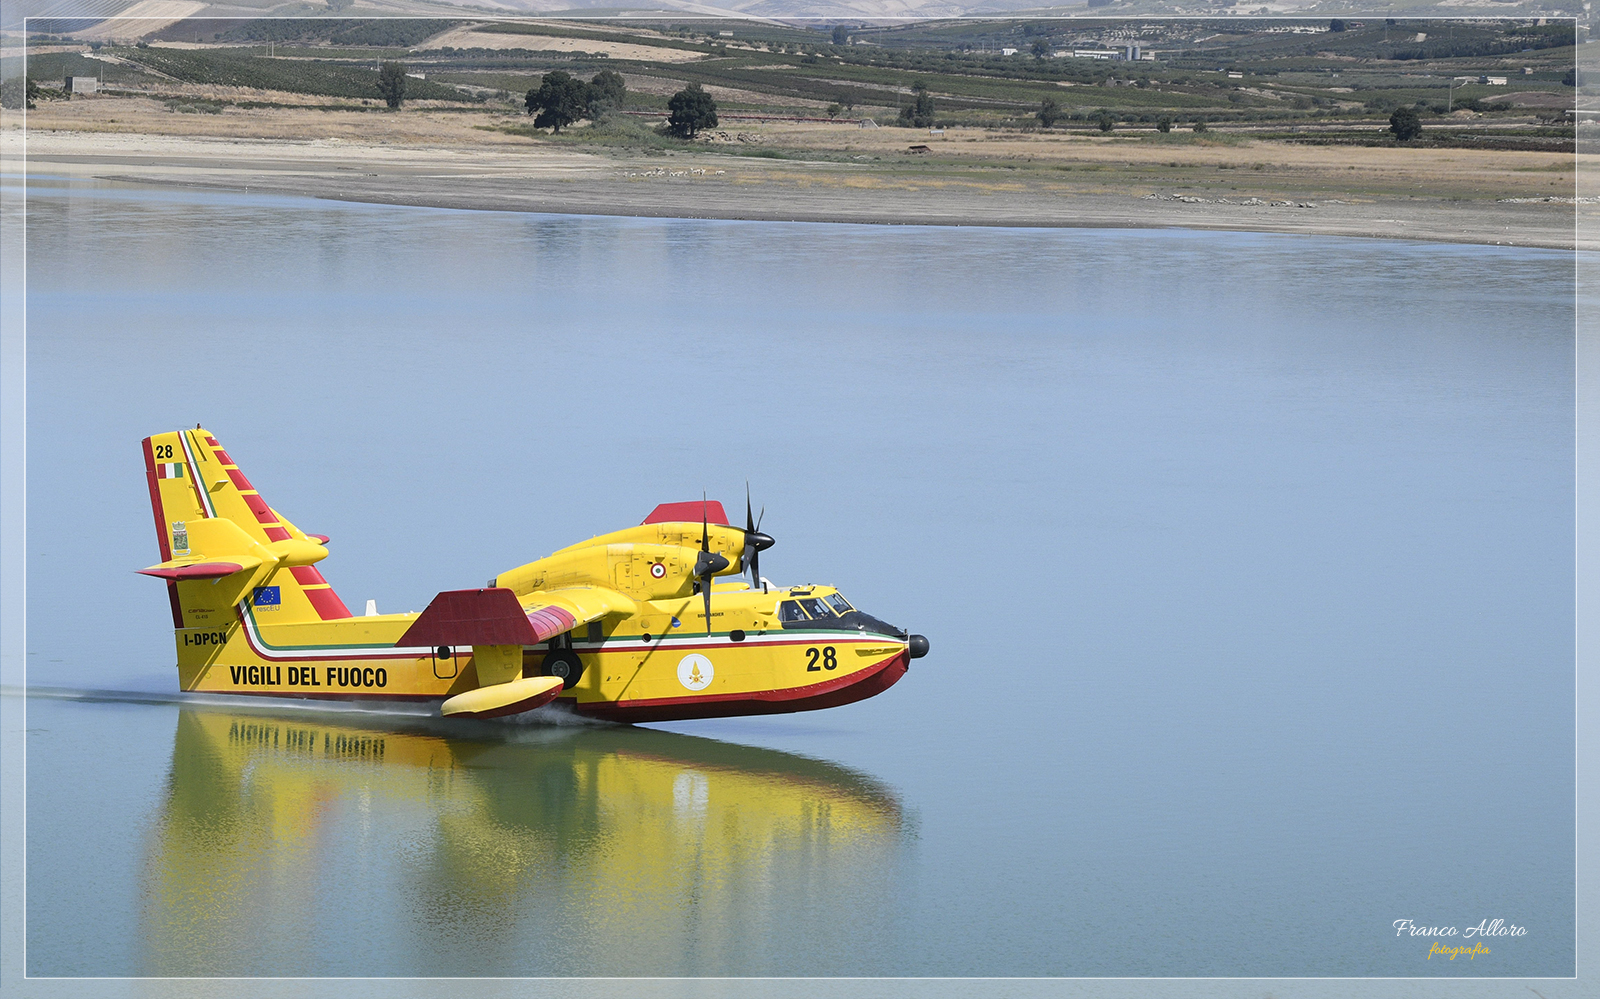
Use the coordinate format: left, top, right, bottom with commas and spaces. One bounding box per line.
432, 645, 458, 680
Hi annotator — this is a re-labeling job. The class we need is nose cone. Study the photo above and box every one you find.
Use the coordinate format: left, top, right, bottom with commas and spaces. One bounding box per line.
908, 634, 930, 659
747, 531, 775, 552
696, 551, 730, 575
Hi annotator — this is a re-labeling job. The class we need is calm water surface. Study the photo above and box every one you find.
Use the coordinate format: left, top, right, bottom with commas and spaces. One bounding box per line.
20, 176, 1574, 977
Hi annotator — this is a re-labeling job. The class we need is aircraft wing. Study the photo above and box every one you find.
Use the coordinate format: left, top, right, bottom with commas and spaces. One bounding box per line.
524, 586, 638, 637
397, 586, 636, 648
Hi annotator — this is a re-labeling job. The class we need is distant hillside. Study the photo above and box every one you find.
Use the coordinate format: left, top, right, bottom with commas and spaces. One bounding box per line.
5, 0, 1583, 34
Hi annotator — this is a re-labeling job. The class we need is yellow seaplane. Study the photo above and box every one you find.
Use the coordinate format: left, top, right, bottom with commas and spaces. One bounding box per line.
139, 427, 929, 721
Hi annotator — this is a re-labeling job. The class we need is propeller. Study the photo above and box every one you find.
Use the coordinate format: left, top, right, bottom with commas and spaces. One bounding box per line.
742, 484, 775, 592
694, 494, 729, 635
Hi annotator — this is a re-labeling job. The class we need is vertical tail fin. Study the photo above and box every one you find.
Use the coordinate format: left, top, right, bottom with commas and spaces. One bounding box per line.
142, 427, 352, 626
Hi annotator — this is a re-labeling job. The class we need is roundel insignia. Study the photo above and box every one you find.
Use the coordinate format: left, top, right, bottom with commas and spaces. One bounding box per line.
677, 653, 714, 691
650, 563, 666, 579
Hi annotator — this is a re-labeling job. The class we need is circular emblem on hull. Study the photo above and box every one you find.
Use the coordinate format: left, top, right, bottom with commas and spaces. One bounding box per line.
677, 653, 714, 691
650, 562, 666, 578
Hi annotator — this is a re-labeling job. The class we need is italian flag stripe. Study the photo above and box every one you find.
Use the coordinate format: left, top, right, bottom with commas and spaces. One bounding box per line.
157, 462, 183, 479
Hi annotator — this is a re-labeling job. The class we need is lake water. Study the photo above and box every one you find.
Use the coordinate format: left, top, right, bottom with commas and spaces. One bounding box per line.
17, 175, 1575, 978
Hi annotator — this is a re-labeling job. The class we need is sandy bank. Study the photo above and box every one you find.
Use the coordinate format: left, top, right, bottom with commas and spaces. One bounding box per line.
5, 109, 1586, 250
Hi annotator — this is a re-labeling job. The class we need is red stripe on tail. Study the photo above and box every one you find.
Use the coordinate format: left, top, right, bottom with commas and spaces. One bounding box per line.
141, 437, 183, 628
291, 565, 352, 619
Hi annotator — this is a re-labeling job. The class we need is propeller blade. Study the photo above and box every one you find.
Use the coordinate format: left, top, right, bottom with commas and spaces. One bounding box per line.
743, 493, 771, 590
745, 486, 758, 583
694, 546, 729, 636
704, 573, 713, 635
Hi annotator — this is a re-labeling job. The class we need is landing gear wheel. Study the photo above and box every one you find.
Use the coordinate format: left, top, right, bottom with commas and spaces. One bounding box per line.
541, 649, 585, 690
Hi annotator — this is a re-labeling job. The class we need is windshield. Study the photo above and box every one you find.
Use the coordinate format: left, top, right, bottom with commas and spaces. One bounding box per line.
824, 593, 853, 614
778, 600, 810, 623
800, 598, 834, 619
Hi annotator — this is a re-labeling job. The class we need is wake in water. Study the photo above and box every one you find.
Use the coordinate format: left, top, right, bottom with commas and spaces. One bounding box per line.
7, 684, 618, 733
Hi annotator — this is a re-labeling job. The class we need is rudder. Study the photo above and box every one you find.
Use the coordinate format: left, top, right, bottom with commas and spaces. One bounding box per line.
142, 427, 352, 629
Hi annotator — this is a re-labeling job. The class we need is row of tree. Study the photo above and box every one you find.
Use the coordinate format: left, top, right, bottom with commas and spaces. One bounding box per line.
372, 63, 719, 139
1034, 93, 1425, 141
524, 70, 718, 137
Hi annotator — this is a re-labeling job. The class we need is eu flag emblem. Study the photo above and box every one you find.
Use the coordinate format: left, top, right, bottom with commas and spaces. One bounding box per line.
253, 586, 281, 608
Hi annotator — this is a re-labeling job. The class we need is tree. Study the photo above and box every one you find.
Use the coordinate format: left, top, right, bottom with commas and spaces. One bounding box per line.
1156, 115, 1173, 133
1093, 108, 1115, 132
377, 61, 407, 109
1031, 39, 1051, 60
1192, 117, 1208, 133
832, 24, 849, 45
0, 76, 38, 110
1036, 96, 1061, 128
666, 83, 717, 138
1389, 105, 1422, 141
826, 103, 843, 118
587, 69, 626, 115
898, 80, 935, 128
1329, 19, 1347, 32
526, 70, 590, 132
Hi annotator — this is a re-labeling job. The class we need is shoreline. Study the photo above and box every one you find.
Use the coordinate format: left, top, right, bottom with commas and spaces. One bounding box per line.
6, 126, 1588, 250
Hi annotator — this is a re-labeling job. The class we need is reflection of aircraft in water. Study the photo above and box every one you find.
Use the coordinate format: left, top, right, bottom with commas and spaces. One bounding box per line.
141, 706, 908, 976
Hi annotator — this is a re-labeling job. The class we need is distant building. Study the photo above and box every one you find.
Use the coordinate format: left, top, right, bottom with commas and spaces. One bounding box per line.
1481, 76, 1507, 85
1227, 71, 1243, 79
1072, 49, 1115, 60
405, 72, 426, 80
1001, 47, 1018, 56
69, 76, 98, 94
718, 30, 732, 37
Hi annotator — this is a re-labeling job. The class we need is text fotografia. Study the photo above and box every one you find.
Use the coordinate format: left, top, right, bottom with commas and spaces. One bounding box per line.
1428, 942, 1492, 961
1393, 919, 1527, 939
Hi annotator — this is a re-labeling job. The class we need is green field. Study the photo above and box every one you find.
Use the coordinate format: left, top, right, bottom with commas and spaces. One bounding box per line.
13, 15, 1577, 146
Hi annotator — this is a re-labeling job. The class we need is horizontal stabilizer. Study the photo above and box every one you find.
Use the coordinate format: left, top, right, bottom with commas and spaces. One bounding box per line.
441, 675, 564, 719
138, 557, 263, 581
644, 500, 728, 526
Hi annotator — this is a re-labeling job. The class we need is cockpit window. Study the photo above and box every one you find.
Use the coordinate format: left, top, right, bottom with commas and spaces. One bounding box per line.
778, 600, 810, 623
800, 598, 833, 619
824, 593, 853, 614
